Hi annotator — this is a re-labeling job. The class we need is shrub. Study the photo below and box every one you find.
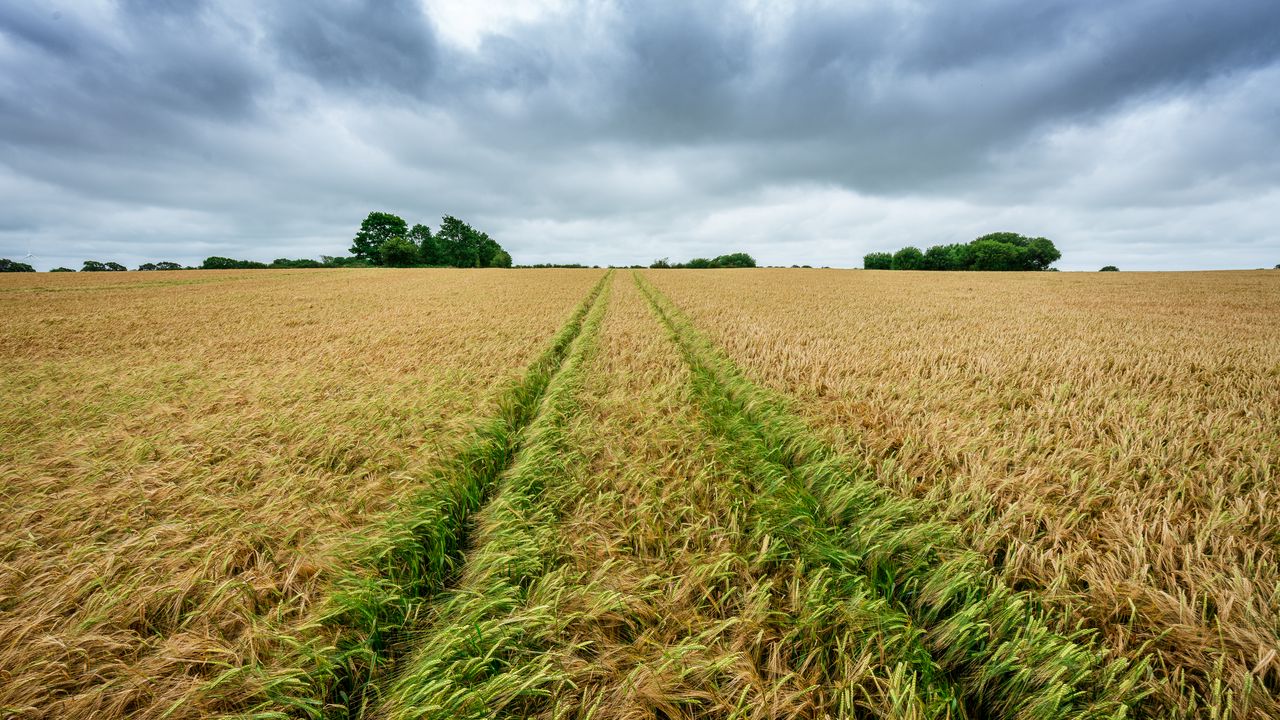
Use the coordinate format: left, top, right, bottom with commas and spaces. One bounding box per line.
376, 237, 421, 267
81, 260, 126, 272
201, 256, 268, 270
1100, 265, 1119, 272
890, 246, 925, 270
712, 252, 757, 268
863, 252, 893, 270
869, 233, 1060, 271
49, 267, 75, 272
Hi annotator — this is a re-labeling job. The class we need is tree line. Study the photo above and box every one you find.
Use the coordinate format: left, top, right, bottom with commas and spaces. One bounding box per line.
864, 232, 1061, 271
0, 212, 512, 272
650, 252, 757, 269
350, 212, 511, 268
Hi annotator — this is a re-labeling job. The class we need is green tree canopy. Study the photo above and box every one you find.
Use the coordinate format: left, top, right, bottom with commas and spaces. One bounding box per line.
891, 246, 925, 270
377, 237, 421, 267
81, 260, 126, 272
0, 258, 35, 272
350, 211, 409, 262
202, 256, 268, 270
712, 252, 757, 268
408, 224, 443, 265
867, 233, 1060, 271
649, 252, 758, 269
863, 252, 893, 270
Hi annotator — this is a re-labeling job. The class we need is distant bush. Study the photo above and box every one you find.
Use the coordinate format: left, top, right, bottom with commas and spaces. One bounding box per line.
712, 252, 756, 268
376, 237, 421, 267
269, 258, 324, 269
138, 261, 183, 271
1100, 265, 1119, 272
863, 252, 892, 270
650, 252, 757, 269
891, 246, 925, 270
351, 211, 513, 268
82, 260, 126, 272
0, 258, 35, 272
49, 267, 75, 272
518, 263, 589, 268
201, 256, 268, 270
320, 255, 373, 268
866, 232, 1060, 271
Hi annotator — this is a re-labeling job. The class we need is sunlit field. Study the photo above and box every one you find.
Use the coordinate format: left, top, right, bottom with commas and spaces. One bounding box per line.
2, 268, 1276, 719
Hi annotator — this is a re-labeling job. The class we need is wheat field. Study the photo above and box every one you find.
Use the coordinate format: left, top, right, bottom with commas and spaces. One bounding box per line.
1, 268, 1276, 719
646, 269, 1280, 718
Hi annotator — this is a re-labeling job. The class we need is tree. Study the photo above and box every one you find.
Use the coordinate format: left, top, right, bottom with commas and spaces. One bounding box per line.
435, 215, 478, 267
377, 237, 420, 267
104, 262, 127, 271
922, 245, 950, 271
863, 252, 893, 270
650, 258, 672, 269
712, 252, 757, 268
202, 256, 267, 269
922, 243, 973, 271
50, 267, 75, 272
969, 239, 1024, 271
684, 257, 716, 268
350, 211, 408, 262
1023, 237, 1061, 271
270, 258, 324, 268
971, 232, 1059, 271
81, 260, 107, 272
0, 258, 35, 272
1100, 265, 1119, 272
891, 246, 925, 270
475, 231, 503, 268
489, 249, 513, 268
409, 224, 444, 265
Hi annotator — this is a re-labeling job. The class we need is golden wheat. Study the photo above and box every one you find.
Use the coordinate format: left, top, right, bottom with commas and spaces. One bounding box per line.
0, 268, 603, 719
645, 268, 1280, 718
4, 267, 1275, 719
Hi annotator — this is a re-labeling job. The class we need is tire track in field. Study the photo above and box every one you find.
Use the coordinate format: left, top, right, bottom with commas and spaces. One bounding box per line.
635, 272, 1150, 720
539, 271, 960, 718
242, 272, 612, 719
374, 271, 613, 720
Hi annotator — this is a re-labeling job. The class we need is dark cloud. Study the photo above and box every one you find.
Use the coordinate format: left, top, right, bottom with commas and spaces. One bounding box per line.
0, 0, 1278, 271
269, 0, 437, 96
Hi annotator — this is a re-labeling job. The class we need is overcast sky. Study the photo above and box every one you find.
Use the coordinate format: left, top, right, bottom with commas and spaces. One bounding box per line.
2, 1, 1278, 270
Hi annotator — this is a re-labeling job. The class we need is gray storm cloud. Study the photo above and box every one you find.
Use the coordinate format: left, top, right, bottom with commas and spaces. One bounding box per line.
1, 0, 1278, 270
